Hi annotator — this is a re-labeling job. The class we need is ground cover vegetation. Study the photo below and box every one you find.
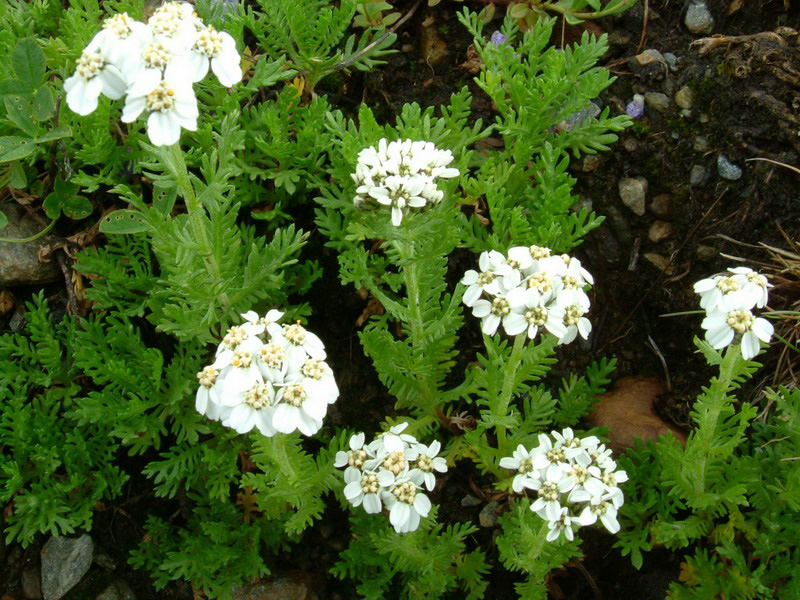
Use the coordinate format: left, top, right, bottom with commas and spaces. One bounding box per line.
0, 0, 797, 598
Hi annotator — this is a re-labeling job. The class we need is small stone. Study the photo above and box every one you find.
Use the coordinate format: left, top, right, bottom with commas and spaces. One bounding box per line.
96, 580, 136, 600
622, 137, 639, 152
644, 92, 671, 113
22, 566, 42, 599
685, 0, 714, 34
693, 135, 709, 152
0, 205, 60, 287
663, 52, 678, 71
618, 176, 648, 216
699, 113, 710, 123
635, 49, 664, 66
690, 165, 708, 186
649, 194, 672, 218
93, 553, 116, 570
674, 86, 694, 109
232, 574, 318, 600
41, 535, 94, 600
479, 500, 501, 527
643, 252, 675, 274
576, 154, 602, 172
696, 245, 717, 261
648, 220, 674, 242
717, 154, 743, 180
461, 494, 482, 507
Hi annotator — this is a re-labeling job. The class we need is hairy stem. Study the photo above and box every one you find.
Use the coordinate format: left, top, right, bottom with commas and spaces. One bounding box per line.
495, 333, 527, 456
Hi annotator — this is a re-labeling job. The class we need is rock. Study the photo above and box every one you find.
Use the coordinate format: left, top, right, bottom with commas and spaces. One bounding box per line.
690, 165, 708, 186
461, 494, 482, 507
644, 92, 671, 113
635, 49, 664, 67
618, 176, 648, 216
40, 535, 94, 600
22, 566, 42, 599
717, 154, 743, 180
232, 574, 318, 600
93, 553, 116, 571
643, 252, 675, 274
649, 194, 672, 218
693, 135, 709, 152
576, 154, 603, 172
674, 86, 694, 109
478, 500, 500, 528
0, 205, 60, 287
622, 137, 639, 152
587, 376, 687, 452
648, 220, 674, 243
96, 580, 136, 600
685, 0, 714, 34
663, 52, 678, 71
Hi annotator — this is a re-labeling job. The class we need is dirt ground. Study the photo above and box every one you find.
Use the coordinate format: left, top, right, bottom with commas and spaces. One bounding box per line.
3, 0, 799, 598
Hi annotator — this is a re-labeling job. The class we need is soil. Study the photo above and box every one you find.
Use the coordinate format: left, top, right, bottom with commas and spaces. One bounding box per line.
2, 0, 799, 598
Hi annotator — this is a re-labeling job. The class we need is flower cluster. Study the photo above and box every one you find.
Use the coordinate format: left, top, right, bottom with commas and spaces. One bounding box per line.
195, 310, 339, 437
694, 266, 774, 360
500, 429, 627, 542
335, 424, 448, 533
351, 139, 459, 227
65, 2, 241, 145
461, 245, 593, 344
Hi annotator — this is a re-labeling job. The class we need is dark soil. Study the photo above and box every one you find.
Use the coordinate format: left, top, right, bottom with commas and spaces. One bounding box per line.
3, 0, 800, 598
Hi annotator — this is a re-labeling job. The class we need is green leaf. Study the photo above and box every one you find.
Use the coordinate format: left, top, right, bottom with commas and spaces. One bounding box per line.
35, 125, 72, 144
32, 87, 55, 121
10, 162, 27, 189
508, 3, 530, 19
99, 209, 151, 234
153, 183, 177, 215
4, 96, 38, 137
0, 136, 35, 163
0, 79, 32, 102
60, 195, 93, 220
0, 210, 8, 229
12, 39, 46, 89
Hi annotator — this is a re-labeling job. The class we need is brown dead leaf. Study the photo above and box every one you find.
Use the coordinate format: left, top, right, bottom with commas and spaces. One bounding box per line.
0, 290, 14, 315
459, 44, 483, 75
356, 295, 385, 327
419, 12, 449, 67
727, 0, 743, 15
238, 450, 257, 473
235, 486, 261, 524
587, 376, 687, 452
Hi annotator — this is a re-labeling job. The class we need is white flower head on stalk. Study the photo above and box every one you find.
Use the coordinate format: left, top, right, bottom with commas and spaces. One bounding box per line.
336, 426, 448, 533
64, 3, 241, 145
695, 267, 773, 360
500, 429, 626, 542
195, 310, 338, 438
462, 245, 593, 346
63, 46, 127, 115
352, 138, 459, 226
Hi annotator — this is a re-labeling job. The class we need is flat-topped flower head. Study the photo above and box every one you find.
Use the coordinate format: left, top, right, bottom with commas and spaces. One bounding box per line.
189, 25, 242, 86
352, 138, 459, 226
122, 77, 198, 146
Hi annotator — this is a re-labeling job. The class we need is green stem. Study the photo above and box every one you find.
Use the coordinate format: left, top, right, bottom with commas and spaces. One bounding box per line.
394, 237, 439, 416
270, 433, 298, 482
0, 218, 56, 243
165, 143, 229, 310
495, 333, 527, 456
542, 0, 637, 20
689, 343, 740, 497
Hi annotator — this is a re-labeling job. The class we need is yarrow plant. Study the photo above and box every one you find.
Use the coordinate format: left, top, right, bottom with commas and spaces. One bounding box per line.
195, 310, 339, 437
694, 266, 774, 360
501, 429, 627, 542
64, 1, 242, 145
351, 138, 460, 226
335, 424, 448, 533
462, 245, 593, 344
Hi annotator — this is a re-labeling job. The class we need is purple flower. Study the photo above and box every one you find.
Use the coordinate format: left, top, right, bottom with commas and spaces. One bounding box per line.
490, 31, 507, 48
625, 94, 645, 119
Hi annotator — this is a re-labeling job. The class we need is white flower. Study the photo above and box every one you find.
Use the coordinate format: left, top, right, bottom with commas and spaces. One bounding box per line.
546, 507, 581, 541
694, 273, 745, 312
271, 377, 326, 436
558, 299, 592, 345
344, 469, 384, 514
222, 381, 277, 436
380, 470, 431, 533
413, 440, 448, 491
272, 322, 327, 363
525, 466, 574, 522
188, 25, 242, 86
121, 78, 198, 146
701, 303, 773, 360
471, 290, 526, 336
63, 48, 127, 115
503, 294, 567, 341
335, 433, 373, 481
90, 13, 150, 77
727, 267, 771, 309
499, 444, 547, 493
240, 309, 284, 337
577, 496, 620, 534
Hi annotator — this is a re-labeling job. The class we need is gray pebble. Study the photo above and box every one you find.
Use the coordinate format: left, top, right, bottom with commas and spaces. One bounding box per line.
685, 0, 714, 34
693, 135, 709, 152
717, 154, 743, 180
663, 52, 678, 71
41, 535, 94, 600
690, 165, 708, 186
479, 500, 501, 527
644, 92, 671, 113
675, 86, 694, 109
0, 205, 61, 287
618, 176, 648, 216
97, 580, 136, 600
460, 494, 482, 507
